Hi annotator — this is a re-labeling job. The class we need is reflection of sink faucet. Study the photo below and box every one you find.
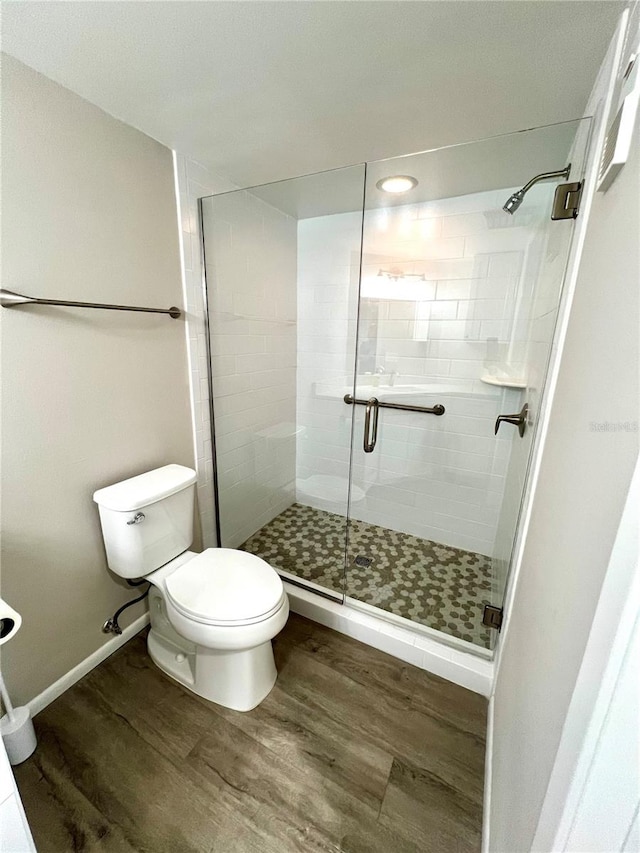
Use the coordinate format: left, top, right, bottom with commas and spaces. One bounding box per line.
376, 365, 399, 386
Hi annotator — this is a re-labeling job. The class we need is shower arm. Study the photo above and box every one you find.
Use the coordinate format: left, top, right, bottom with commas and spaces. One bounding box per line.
519, 164, 571, 195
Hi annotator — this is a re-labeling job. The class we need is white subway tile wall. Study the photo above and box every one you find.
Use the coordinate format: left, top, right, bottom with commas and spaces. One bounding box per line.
296, 212, 363, 518
177, 156, 562, 573
201, 189, 298, 548
174, 154, 238, 548
491, 182, 575, 597
296, 188, 552, 557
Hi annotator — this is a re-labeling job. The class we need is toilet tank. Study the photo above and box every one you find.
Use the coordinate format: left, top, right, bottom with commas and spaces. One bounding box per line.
93, 465, 197, 579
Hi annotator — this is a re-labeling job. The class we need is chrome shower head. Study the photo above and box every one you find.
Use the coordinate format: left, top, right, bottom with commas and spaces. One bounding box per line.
503, 190, 525, 215
502, 164, 571, 216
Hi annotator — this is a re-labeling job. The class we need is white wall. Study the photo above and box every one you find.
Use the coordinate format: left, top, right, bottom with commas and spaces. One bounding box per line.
488, 11, 639, 849
296, 188, 562, 559
0, 55, 193, 705
534, 458, 639, 851
201, 190, 298, 548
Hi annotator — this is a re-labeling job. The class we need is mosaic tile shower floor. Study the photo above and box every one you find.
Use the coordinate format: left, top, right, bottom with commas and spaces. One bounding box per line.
240, 503, 493, 649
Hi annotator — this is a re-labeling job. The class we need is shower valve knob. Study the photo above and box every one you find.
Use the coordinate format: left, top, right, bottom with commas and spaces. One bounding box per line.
495, 403, 529, 438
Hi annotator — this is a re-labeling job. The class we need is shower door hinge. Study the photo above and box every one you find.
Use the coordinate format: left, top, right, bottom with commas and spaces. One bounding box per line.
482, 604, 504, 631
551, 181, 583, 220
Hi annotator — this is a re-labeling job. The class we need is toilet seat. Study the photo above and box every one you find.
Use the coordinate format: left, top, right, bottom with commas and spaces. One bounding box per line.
165, 548, 285, 628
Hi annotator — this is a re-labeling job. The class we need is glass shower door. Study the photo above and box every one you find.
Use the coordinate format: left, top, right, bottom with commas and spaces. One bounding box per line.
201, 119, 590, 652
346, 121, 590, 649
200, 165, 366, 600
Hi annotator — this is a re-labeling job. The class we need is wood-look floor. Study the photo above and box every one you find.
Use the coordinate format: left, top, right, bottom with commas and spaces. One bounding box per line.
15, 614, 487, 852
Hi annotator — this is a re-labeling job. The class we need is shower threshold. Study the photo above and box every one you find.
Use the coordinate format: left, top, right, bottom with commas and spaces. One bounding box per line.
276, 564, 492, 660
239, 503, 493, 651
280, 577, 493, 696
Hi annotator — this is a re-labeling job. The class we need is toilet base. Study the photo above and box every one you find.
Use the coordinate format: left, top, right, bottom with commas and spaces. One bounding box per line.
194, 641, 277, 711
147, 628, 278, 712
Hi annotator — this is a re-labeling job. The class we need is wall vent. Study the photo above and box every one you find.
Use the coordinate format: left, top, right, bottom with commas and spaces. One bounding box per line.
597, 91, 639, 192
597, 11, 639, 195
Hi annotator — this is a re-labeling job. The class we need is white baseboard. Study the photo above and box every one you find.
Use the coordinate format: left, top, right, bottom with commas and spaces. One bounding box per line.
285, 582, 494, 696
28, 613, 150, 718
26, 587, 493, 717
482, 695, 495, 852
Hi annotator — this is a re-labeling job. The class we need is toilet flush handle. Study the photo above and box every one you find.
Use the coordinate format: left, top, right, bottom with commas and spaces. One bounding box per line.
126, 512, 146, 525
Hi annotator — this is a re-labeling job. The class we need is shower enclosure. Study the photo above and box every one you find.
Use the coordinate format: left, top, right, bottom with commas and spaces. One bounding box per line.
200, 119, 590, 654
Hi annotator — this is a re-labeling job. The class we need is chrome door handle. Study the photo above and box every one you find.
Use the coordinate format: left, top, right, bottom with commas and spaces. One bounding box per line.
363, 397, 380, 452
495, 403, 528, 438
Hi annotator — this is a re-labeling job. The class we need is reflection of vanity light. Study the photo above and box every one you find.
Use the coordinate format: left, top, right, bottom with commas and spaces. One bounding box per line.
376, 175, 418, 194
377, 268, 426, 282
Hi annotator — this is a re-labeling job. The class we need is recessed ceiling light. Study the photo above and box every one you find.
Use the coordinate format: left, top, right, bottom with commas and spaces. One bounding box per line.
376, 175, 418, 194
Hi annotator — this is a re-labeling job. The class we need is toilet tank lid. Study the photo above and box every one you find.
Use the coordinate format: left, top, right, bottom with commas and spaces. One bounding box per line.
93, 464, 196, 512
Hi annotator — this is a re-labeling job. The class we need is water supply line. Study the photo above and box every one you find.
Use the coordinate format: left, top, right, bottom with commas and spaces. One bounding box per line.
102, 579, 150, 635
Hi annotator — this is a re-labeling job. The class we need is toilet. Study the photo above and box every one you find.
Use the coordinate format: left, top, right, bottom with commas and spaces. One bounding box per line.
93, 464, 289, 712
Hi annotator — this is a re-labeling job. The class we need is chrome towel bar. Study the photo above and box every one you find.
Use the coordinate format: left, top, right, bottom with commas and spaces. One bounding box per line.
0, 289, 181, 320
343, 394, 445, 416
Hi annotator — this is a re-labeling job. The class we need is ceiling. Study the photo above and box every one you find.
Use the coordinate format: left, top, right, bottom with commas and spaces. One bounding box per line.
245, 118, 587, 218
1, 1, 622, 189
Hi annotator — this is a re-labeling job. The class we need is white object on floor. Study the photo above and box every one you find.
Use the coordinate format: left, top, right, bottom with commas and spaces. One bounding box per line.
0, 676, 37, 766
0, 674, 37, 766
0, 599, 37, 766
93, 465, 289, 712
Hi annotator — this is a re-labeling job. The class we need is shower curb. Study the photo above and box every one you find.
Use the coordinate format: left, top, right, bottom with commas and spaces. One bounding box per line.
285, 582, 494, 696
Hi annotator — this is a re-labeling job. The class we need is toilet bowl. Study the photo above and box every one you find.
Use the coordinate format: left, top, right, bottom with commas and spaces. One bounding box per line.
93, 465, 289, 712
147, 549, 289, 711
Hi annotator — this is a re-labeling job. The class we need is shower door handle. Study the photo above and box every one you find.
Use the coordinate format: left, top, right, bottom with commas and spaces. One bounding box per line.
363, 397, 380, 453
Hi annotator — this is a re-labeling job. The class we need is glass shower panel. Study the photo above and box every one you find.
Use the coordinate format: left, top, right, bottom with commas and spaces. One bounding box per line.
348, 121, 589, 649
200, 165, 365, 600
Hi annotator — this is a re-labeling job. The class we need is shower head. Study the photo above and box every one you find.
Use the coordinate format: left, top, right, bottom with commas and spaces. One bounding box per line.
503, 190, 526, 215
502, 164, 572, 215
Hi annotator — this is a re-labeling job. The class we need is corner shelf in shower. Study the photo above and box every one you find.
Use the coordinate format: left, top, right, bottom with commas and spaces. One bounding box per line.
480, 375, 527, 390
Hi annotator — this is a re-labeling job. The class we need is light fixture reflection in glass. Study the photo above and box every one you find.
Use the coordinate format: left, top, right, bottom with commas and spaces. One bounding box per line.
376, 175, 418, 194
